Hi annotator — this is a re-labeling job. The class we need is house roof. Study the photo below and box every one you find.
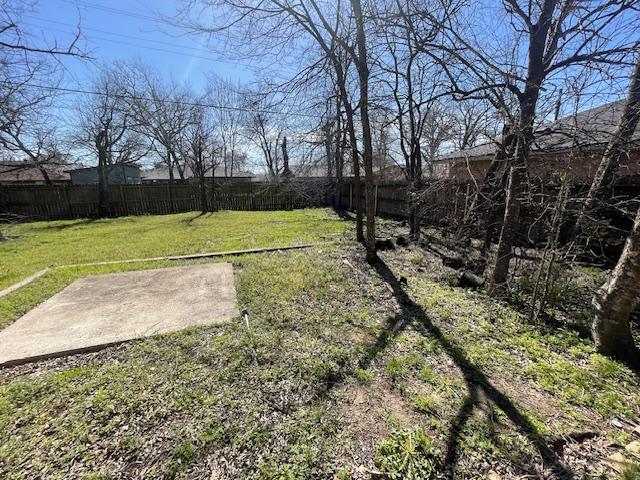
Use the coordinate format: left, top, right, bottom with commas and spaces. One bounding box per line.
374, 164, 407, 180
438, 100, 640, 162
141, 165, 255, 180
68, 165, 141, 173
290, 164, 327, 178
0, 161, 71, 183
290, 162, 360, 178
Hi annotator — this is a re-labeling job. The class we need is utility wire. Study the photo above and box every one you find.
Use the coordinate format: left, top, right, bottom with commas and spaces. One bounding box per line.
24, 15, 211, 55
25, 83, 318, 118
24, 21, 232, 63
57, 0, 162, 23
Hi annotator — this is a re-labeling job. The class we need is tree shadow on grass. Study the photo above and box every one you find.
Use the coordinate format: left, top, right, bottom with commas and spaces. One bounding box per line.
332, 207, 355, 222
36, 218, 99, 230
182, 212, 213, 225
356, 258, 573, 479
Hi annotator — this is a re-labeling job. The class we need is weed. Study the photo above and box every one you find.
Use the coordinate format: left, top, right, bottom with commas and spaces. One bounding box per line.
621, 462, 640, 480
375, 427, 439, 479
164, 440, 197, 478
385, 354, 424, 381
82, 472, 114, 480
411, 393, 439, 414
354, 368, 374, 383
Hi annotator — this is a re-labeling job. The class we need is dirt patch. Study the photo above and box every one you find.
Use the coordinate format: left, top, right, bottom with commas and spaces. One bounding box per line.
335, 379, 417, 470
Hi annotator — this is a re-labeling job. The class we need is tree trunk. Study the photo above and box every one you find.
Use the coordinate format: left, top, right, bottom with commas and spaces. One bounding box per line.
351, 0, 376, 262
324, 123, 334, 179
210, 164, 216, 211
492, 152, 526, 285
36, 162, 52, 185
223, 147, 228, 178
476, 128, 515, 272
572, 57, 640, 241
199, 173, 208, 213
349, 124, 364, 242
167, 148, 176, 211
490, 0, 555, 285
281, 135, 292, 179
491, 102, 537, 286
334, 119, 345, 209
592, 208, 640, 368
492, 100, 538, 286
176, 163, 185, 180
320, 36, 363, 240
409, 146, 423, 240
95, 130, 110, 217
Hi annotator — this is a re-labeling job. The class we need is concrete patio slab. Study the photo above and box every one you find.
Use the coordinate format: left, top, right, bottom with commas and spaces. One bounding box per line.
0, 263, 239, 367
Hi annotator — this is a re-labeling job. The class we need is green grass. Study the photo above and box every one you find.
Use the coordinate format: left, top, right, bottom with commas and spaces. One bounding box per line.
0, 209, 347, 291
0, 246, 371, 479
1, 212, 639, 479
0, 209, 347, 331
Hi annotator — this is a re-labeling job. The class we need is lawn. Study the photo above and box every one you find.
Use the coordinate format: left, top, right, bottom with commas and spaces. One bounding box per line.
0, 209, 347, 291
1, 210, 639, 479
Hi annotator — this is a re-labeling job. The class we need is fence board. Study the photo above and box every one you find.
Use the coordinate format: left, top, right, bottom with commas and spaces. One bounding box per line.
0, 182, 332, 221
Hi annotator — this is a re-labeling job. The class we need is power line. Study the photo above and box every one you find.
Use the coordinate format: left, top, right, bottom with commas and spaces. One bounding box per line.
24, 15, 210, 55
57, 0, 162, 24
24, 21, 231, 63
26, 83, 318, 118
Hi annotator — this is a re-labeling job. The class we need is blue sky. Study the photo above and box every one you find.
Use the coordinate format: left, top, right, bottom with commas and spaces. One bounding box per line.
27, 0, 254, 90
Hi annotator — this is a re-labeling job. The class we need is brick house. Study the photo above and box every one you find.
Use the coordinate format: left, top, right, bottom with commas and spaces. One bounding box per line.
435, 101, 640, 184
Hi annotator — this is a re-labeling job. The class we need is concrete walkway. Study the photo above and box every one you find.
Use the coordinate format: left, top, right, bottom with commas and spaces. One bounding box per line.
0, 263, 239, 367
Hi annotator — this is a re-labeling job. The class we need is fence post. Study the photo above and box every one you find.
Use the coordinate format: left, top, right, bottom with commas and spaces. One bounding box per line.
119, 185, 126, 217
0, 184, 6, 214
62, 185, 72, 218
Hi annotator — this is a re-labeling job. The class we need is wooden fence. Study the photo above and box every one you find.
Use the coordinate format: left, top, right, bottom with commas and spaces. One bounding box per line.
0, 182, 332, 220
337, 180, 410, 217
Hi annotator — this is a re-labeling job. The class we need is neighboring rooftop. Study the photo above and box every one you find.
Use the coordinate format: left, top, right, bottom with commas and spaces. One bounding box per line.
141, 165, 255, 181
0, 161, 71, 184
438, 100, 640, 162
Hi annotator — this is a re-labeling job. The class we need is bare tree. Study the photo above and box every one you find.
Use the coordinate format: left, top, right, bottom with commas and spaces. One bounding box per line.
179, 0, 371, 245
1, 0, 82, 57
245, 94, 286, 181
281, 135, 293, 179
75, 66, 147, 216
123, 62, 192, 184
351, 0, 377, 261
422, 103, 455, 177
451, 99, 493, 151
0, 0, 85, 183
180, 101, 221, 213
377, 0, 461, 239
400, 0, 639, 285
439, 1, 639, 286
209, 77, 247, 178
